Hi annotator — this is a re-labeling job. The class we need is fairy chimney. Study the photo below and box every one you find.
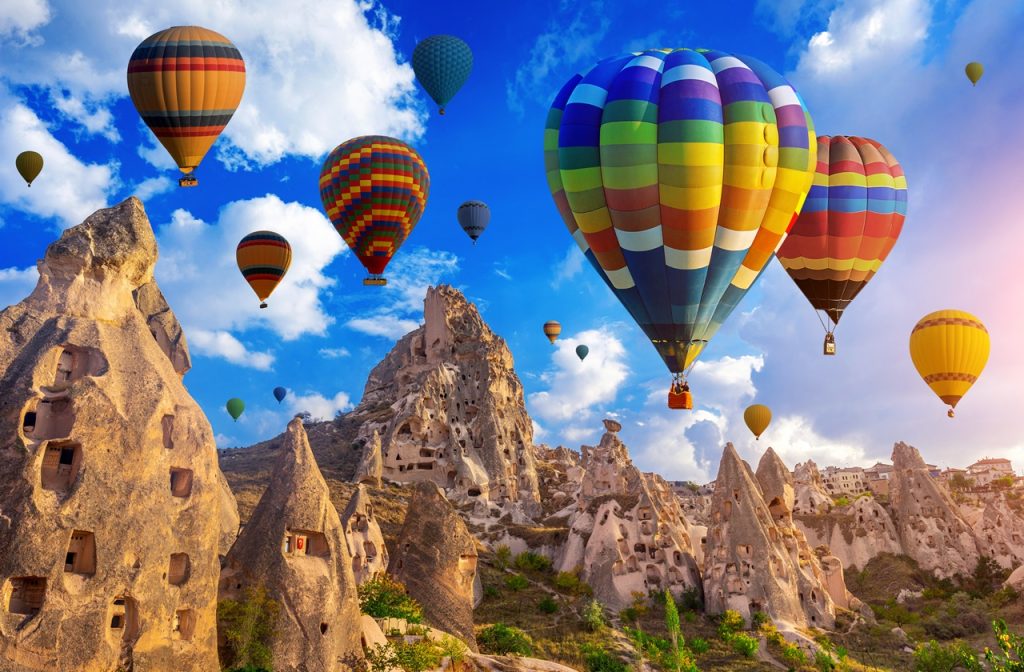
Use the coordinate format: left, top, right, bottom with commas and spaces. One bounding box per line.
354, 430, 383, 488
340, 485, 389, 585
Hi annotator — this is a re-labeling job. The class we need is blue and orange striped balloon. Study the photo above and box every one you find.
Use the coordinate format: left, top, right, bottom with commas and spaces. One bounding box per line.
127, 26, 246, 186
236, 231, 292, 309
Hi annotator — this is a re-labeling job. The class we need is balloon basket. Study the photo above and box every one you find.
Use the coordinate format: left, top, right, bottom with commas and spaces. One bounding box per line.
823, 333, 836, 356
364, 276, 387, 286
178, 176, 198, 188
259, 302, 268, 309
668, 388, 693, 410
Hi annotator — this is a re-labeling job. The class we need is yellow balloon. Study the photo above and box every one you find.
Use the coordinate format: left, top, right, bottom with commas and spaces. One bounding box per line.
743, 404, 772, 440
965, 62, 983, 85
909, 310, 989, 417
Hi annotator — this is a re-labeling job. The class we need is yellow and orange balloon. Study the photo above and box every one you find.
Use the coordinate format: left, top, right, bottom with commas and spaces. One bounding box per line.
744, 404, 772, 440
543, 321, 561, 344
909, 310, 989, 418
236, 231, 292, 309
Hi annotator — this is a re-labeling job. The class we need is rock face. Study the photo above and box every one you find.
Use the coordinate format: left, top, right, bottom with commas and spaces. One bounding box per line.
795, 496, 902, 572
974, 498, 1024, 570
792, 461, 832, 515
340, 485, 389, 585
555, 421, 702, 611
0, 198, 239, 671
354, 430, 383, 487
703, 445, 836, 629
1006, 565, 1024, 592
349, 285, 540, 517
889, 442, 979, 578
388, 482, 479, 650
219, 418, 362, 672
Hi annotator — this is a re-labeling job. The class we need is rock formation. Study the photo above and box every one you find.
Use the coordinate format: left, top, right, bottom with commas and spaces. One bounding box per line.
795, 495, 902, 572
0, 198, 239, 671
974, 498, 1024, 570
792, 460, 832, 515
354, 430, 383, 487
889, 442, 979, 578
703, 444, 836, 629
555, 420, 702, 610
1006, 565, 1024, 592
388, 482, 479, 650
219, 418, 362, 672
349, 285, 540, 517
341, 485, 389, 585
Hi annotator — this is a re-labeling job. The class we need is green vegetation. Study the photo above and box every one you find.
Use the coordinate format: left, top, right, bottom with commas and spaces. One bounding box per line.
514, 551, 553, 572
218, 586, 279, 672
912, 640, 981, 672
949, 473, 976, 492
478, 623, 534, 656
582, 599, 605, 632
985, 618, 1024, 670
553, 569, 592, 595
993, 475, 1015, 491
505, 574, 529, 591
366, 640, 445, 672
688, 637, 709, 655
717, 609, 746, 640
833, 496, 851, 507
581, 645, 629, 672
494, 545, 512, 570
730, 633, 758, 659
780, 642, 807, 668
538, 596, 559, 614
358, 574, 423, 623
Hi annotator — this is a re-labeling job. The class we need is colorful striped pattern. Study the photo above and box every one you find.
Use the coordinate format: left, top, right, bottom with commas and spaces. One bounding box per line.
776, 136, 907, 326
909, 309, 989, 410
545, 48, 816, 373
319, 136, 430, 277
236, 231, 292, 303
127, 26, 246, 174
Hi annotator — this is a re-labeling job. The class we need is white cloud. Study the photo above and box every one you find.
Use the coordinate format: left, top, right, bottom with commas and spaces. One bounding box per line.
286, 390, 353, 421
0, 265, 39, 309
319, 347, 350, 359
50, 92, 119, 141
759, 414, 871, 470
346, 315, 419, 340
0, 0, 50, 43
155, 194, 345, 341
494, 264, 512, 281
551, 244, 584, 288
527, 327, 629, 423
188, 329, 274, 370
0, 0, 425, 164
131, 176, 174, 202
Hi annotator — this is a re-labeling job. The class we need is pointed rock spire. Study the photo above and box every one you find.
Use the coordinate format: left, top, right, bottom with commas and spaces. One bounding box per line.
341, 484, 389, 584
354, 429, 383, 487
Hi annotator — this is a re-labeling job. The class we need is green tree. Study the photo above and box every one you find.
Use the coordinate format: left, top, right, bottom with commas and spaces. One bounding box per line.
514, 551, 552, 572
663, 590, 681, 670
478, 623, 534, 656
913, 640, 981, 672
217, 586, 279, 672
437, 636, 468, 672
949, 473, 975, 492
993, 475, 1015, 491
494, 545, 512, 570
358, 574, 424, 622
583, 599, 606, 632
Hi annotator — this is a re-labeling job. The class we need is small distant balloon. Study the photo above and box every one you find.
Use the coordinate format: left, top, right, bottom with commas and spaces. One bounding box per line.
226, 398, 245, 421
412, 35, 473, 115
457, 200, 490, 243
575, 344, 589, 361
16, 151, 43, 186
965, 61, 983, 86
543, 321, 561, 344
273, 387, 287, 404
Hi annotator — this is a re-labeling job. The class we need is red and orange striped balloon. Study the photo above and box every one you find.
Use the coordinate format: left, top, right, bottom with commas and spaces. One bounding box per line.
236, 231, 292, 309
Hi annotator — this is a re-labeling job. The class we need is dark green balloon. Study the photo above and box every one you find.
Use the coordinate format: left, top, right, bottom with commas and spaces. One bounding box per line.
576, 344, 589, 361
16, 151, 43, 186
226, 398, 245, 421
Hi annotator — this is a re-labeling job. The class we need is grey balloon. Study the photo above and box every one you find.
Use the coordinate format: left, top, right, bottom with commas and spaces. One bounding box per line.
457, 200, 490, 243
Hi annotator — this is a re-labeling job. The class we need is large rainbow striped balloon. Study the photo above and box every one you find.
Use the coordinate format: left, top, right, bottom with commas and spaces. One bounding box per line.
776, 135, 907, 330
545, 48, 816, 379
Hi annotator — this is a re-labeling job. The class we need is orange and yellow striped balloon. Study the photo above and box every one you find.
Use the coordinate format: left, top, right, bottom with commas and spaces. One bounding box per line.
909, 310, 989, 417
236, 231, 292, 309
127, 26, 246, 184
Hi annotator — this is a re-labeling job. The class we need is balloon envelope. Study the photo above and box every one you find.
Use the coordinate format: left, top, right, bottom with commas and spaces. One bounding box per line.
226, 398, 245, 421
743, 404, 772, 439
458, 200, 490, 242
965, 62, 983, 85
776, 136, 907, 327
546, 48, 816, 376
236, 231, 292, 308
319, 136, 429, 281
412, 35, 473, 113
273, 387, 287, 403
127, 26, 245, 180
15, 151, 43, 186
576, 344, 589, 361
543, 321, 561, 344
909, 310, 989, 415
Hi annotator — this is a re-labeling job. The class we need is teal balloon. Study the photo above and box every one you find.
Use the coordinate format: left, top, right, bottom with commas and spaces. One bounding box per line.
273, 387, 287, 403
226, 398, 245, 421
412, 35, 472, 114
576, 345, 589, 361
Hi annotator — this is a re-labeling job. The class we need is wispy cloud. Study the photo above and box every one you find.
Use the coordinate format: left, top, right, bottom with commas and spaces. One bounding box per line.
188, 329, 275, 370
319, 347, 351, 359
346, 315, 420, 340
551, 244, 584, 288
0, 266, 39, 310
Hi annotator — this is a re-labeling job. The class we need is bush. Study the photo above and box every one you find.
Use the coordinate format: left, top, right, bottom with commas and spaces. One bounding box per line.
581, 646, 629, 672
922, 592, 988, 639
582, 599, 605, 631
717, 610, 745, 640
437, 636, 468, 672
780, 643, 807, 668
505, 574, 529, 592
494, 545, 512, 570
366, 640, 447, 672
538, 596, 558, 614
731, 633, 758, 658
833, 496, 851, 507
688, 637, 710, 655
218, 585, 279, 672
913, 640, 980, 672
514, 551, 553, 572
678, 587, 702, 611
814, 650, 836, 672
873, 599, 919, 627
984, 619, 1024, 671
751, 611, 771, 631
359, 575, 424, 622
483, 585, 500, 599
478, 623, 534, 656
553, 570, 590, 595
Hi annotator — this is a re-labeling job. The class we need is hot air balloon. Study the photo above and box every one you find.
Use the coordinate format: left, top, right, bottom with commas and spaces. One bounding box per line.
965, 62, 983, 86
909, 310, 989, 418
546, 48, 816, 409
576, 344, 589, 361
273, 387, 287, 404
744, 404, 772, 440
412, 35, 473, 115
543, 321, 561, 344
226, 398, 245, 421
458, 200, 490, 244
776, 136, 907, 355
127, 26, 246, 187
236, 231, 292, 309
15, 151, 42, 186
319, 136, 429, 286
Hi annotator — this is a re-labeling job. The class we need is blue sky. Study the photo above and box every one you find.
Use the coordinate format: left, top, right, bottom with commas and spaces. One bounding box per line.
2, 0, 1023, 481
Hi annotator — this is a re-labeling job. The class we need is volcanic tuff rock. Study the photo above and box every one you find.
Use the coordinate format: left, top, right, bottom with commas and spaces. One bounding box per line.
555, 420, 702, 610
792, 460, 833, 515
795, 495, 902, 572
388, 482, 479, 650
341, 485, 389, 585
974, 498, 1024, 570
703, 445, 836, 629
219, 418, 362, 672
354, 429, 384, 488
350, 285, 540, 517
0, 198, 239, 672
889, 442, 979, 578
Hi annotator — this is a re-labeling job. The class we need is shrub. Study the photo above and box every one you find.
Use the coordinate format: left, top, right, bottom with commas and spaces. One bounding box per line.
688, 637, 710, 655
581, 646, 629, 672
664, 590, 681, 650
514, 551, 552, 572
505, 574, 529, 592
437, 636, 468, 672
478, 623, 534, 656
678, 587, 702, 611
780, 643, 807, 668
538, 596, 558, 614
717, 610, 745, 640
553, 570, 590, 595
358, 575, 424, 622
392, 640, 445, 672
913, 640, 980, 672
494, 545, 512, 570
922, 592, 988, 639
984, 619, 1024, 671
731, 633, 758, 658
833, 496, 851, 507
751, 611, 771, 631
218, 585, 279, 672
483, 585, 500, 599
967, 556, 1010, 597
583, 599, 605, 631
873, 600, 918, 627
